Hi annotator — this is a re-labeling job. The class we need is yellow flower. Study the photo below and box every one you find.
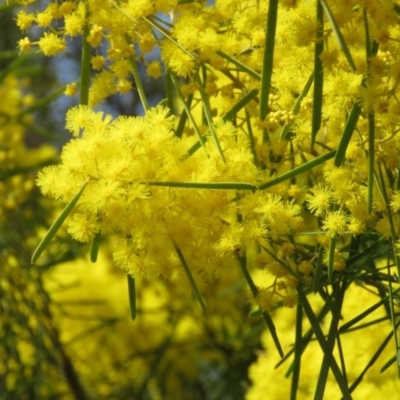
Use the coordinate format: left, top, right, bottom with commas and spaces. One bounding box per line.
16, 11, 35, 31
306, 185, 332, 216
67, 212, 100, 242
65, 105, 96, 137
64, 13, 84, 36
64, 83, 77, 97
146, 60, 163, 79
322, 210, 348, 237
38, 33, 66, 56
18, 37, 31, 52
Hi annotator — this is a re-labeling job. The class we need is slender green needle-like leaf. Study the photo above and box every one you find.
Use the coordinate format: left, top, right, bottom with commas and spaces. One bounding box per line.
327, 236, 336, 281
343, 313, 400, 334
19, 86, 66, 116
185, 89, 259, 157
0, 52, 31, 83
237, 252, 283, 357
186, 139, 205, 158
280, 72, 314, 141
277, 301, 332, 370
259, 0, 278, 121
0, 159, 56, 181
364, 8, 375, 214
319, 0, 356, 72
348, 324, 398, 394
175, 94, 193, 139
90, 232, 101, 263
222, 89, 259, 123
165, 69, 174, 116
173, 241, 207, 315
367, 111, 375, 214
170, 73, 206, 150
380, 355, 397, 374
127, 274, 136, 320
127, 40, 149, 112
216, 51, 261, 80
311, 1, 324, 149
299, 291, 353, 399
262, 245, 304, 282
336, 335, 348, 390
313, 246, 324, 293
376, 165, 400, 277
339, 287, 400, 333
246, 109, 259, 167
290, 305, 303, 400
387, 267, 400, 371
109, 1, 195, 59
194, 73, 226, 162
80, 21, 91, 106
334, 103, 361, 167
146, 181, 257, 191
143, 16, 196, 60
259, 150, 336, 190
397, 159, 400, 190
315, 282, 346, 400
136, 336, 172, 398
31, 180, 89, 265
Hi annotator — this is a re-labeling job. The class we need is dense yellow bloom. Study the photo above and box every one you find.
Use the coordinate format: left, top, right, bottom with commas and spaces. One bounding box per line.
322, 210, 348, 237
306, 185, 332, 216
38, 32, 66, 56
146, 60, 163, 79
16, 11, 35, 30
64, 12, 84, 36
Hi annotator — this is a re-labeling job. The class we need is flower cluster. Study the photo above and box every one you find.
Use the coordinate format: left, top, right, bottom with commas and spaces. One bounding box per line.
37, 104, 302, 307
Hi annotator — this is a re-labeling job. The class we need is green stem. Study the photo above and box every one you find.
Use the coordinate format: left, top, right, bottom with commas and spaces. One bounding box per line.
259, 0, 278, 121
311, 1, 324, 148
80, 22, 91, 106
127, 274, 136, 320
173, 241, 207, 315
127, 43, 149, 112
236, 251, 283, 357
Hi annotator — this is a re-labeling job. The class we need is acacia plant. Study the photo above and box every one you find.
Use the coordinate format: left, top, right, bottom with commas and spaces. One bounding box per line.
10, 0, 400, 398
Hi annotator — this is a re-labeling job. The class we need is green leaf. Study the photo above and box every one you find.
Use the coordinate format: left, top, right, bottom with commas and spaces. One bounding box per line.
222, 89, 259, 123
90, 232, 101, 263
259, 0, 278, 121
127, 274, 136, 320
236, 251, 283, 357
259, 150, 336, 190
327, 236, 336, 281
146, 181, 257, 191
319, 0, 356, 72
80, 21, 91, 106
380, 355, 396, 374
334, 103, 361, 167
173, 241, 207, 315
31, 179, 89, 265
298, 290, 353, 399
311, 1, 324, 148
194, 73, 226, 162
170, 73, 207, 151
216, 51, 261, 81
280, 72, 314, 141
290, 305, 303, 400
